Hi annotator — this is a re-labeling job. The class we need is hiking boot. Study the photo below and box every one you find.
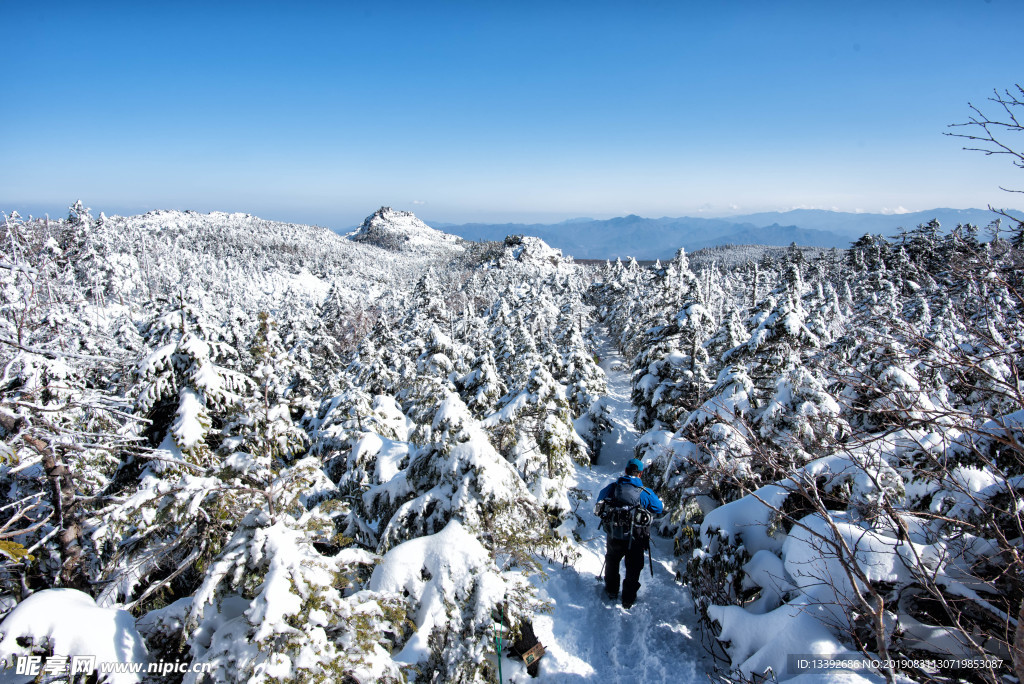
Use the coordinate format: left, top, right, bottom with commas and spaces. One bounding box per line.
605, 587, 618, 600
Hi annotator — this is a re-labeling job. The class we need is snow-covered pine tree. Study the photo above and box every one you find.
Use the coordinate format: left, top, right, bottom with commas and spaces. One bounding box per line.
457, 342, 507, 419
307, 387, 412, 550
0, 211, 130, 593
403, 324, 464, 426
226, 312, 309, 472
372, 393, 547, 554
369, 520, 540, 683
630, 250, 715, 433
134, 296, 251, 466
175, 457, 408, 683
89, 296, 258, 609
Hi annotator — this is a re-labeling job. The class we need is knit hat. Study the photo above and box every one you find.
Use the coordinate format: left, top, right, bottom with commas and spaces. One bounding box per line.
626, 458, 645, 474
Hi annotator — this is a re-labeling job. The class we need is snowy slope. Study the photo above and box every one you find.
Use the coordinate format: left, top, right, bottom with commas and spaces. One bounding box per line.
82, 207, 473, 323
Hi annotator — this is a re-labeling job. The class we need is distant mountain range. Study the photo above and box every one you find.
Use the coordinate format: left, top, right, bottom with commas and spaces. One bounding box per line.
11, 202, 1012, 262
420, 208, 1017, 260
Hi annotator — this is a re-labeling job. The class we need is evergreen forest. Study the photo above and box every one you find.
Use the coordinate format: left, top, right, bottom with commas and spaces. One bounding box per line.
0, 203, 1022, 684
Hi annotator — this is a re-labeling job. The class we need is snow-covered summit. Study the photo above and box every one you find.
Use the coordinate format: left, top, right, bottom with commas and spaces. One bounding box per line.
349, 207, 465, 254
502, 234, 564, 263
484, 234, 571, 274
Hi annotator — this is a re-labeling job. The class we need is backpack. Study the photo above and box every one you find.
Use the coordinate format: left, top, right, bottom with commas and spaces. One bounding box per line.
597, 481, 653, 544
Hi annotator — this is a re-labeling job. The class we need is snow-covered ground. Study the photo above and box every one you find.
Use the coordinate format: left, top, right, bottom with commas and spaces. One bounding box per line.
528, 331, 713, 682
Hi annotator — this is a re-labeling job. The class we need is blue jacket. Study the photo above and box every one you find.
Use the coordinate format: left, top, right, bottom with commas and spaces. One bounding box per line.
598, 475, 664, 515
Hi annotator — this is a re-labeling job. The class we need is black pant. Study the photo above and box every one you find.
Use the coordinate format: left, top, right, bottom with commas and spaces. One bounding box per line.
605, 536, 646, 607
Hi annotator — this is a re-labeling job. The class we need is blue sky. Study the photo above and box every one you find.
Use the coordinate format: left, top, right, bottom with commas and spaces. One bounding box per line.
3, 1, 1023, 228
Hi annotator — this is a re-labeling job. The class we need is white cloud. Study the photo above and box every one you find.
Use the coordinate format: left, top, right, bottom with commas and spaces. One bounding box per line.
880, 206, 911, 215
411, 200, 427, 206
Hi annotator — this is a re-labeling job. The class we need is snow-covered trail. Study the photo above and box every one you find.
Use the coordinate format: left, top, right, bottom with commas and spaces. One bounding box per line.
526, 332, 712, 683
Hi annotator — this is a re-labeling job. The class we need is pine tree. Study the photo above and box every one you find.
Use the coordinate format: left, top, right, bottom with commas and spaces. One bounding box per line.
629, 250, 714, 432
458, 344, 507, 419
180, 459, 408, 683
373, 393, 544, 552
368, 521, 539, 683
228, 313, 309, 472
757, 365, 847, 469
134, 296, 250, 466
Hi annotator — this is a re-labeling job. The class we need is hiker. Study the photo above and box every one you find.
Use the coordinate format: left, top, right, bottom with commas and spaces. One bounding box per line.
596, 458, 663, 608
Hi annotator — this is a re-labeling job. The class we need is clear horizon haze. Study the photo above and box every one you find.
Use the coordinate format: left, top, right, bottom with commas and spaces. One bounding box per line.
3, 0, 1023, 230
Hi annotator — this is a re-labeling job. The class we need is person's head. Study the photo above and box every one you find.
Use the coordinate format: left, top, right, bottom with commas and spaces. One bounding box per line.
625, 458, 644, 477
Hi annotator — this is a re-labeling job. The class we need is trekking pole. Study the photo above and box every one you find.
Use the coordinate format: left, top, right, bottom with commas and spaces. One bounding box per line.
598, 556, 607, 582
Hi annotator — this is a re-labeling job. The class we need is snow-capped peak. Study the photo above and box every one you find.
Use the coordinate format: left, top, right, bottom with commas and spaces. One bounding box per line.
503, 234, 564, 263
349, 207, 464, 254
